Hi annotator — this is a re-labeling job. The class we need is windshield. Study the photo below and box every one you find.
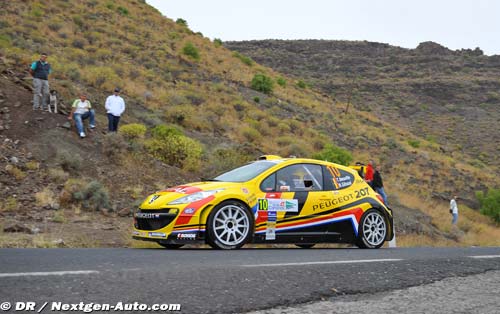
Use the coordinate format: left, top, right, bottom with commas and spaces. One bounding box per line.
214, 161, 280, 182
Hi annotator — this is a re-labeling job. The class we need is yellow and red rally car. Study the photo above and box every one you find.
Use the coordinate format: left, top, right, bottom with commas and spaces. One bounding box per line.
133, 156, 394, 250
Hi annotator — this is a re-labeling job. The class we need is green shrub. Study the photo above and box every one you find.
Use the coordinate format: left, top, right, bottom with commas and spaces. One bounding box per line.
408, 139, 421, 148
251, 73, 274, 95
182, 42, 200, 60
151, 124, 183, 139
213, 38, 223, 47
73, 181, 111, 211
145, 135, 202, 170
296, 80, 307, 89
276, 77, 287, 87
253, 96, 260, 103
203, 147, 253, 177
233, 52, 254, 66
117, 6, 129, 16
312, 144, 353, 166
476, 189, 500, 223
57, 151, 82, 172
176, 18, 188, 27
119, 123, 147, 139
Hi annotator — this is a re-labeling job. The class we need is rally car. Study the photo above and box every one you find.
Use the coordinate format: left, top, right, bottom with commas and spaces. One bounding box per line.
133, 155, 394, 250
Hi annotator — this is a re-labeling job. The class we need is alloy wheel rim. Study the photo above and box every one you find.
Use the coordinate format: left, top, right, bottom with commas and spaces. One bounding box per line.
363, 212, 386, 246
213, 205, 249, 246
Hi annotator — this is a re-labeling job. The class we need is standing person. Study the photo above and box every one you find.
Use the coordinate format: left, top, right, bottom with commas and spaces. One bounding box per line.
450, 195, 459, 225
29, 53, 51, 111
373, 165, 388, 206
105, 87, 125, 132
365, 160, 374, 187
68, 94, 95, 138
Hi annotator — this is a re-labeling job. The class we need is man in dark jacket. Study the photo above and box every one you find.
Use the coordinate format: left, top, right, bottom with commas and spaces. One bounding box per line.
29, 53, 51, 110
372, 165, 388, 206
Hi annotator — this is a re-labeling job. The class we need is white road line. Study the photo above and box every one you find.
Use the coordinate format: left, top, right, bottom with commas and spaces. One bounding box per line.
469, 255, 500, 259
0, 270, 99, 278
242, 258, 403, 267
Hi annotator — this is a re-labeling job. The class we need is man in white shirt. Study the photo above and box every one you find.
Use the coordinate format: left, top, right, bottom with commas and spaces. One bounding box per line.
68, 94, 95, 138
105, 87, 126, 132
450, 195, 459, 224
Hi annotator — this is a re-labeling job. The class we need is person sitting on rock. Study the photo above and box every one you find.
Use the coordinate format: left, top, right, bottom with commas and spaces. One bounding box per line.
68, 94, 95, 138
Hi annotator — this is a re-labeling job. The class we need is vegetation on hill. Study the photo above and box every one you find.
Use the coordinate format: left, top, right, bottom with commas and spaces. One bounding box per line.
0, 0, 498, 247
224, 40, 500, 170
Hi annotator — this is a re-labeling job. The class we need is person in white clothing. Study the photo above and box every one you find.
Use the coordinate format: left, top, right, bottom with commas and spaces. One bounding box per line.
68, 94, 95, 138
450, 195, 459, 224
105, 87, 126, 132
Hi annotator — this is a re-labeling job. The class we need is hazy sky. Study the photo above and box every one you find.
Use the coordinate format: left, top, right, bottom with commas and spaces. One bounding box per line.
146, 0, 500, 56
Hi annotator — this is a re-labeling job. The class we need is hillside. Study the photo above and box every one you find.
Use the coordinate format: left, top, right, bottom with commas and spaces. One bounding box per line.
224, 40, 500, 169
1, 0, 499, 247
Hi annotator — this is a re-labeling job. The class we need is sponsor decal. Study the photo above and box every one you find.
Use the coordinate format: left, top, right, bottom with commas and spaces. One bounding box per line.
258, 198, 298, 212
241, 188, 249, 194
312, 188, 370, 211
176, 233, 197, 240
266, 211, 277, 240
183, 208, 196, 214
327, 166, 354, 189
148, 195, 160, 204
135, 212, 161, 219
148, 232, 166, 238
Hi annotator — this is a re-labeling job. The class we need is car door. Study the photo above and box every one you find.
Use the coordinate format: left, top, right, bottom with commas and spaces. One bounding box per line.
255, 163, 327, 240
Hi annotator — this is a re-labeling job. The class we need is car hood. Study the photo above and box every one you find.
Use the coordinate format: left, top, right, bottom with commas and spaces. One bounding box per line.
140, 181, 245, 209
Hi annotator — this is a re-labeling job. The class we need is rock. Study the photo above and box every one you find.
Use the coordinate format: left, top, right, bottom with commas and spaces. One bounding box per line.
9, 156, 19, 164
52, 239, 65, 247
14, 102, 21, 108
51, 203, 60, 210
30, 227, 41, 235
4, 223, 32, 233
100, 208, 111, 217
24, 121, 29, 124
35, 117, 44, 121
117, 208, 131, 217
61, 122, 71, 129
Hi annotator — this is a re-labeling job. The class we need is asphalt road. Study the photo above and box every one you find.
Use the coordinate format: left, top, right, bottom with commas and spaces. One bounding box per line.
1, 247, 500, 313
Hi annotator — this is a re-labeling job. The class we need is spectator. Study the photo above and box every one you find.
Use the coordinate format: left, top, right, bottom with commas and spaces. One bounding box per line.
365, 160, 374, 187
29, 53, 51, 111
373, 165, 388, 205
68, 94, 95, 138
105, 87, 126, 132
450, 195, 459, 225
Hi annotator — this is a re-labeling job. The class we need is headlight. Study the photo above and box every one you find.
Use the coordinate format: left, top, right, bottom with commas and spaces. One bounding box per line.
168, 189, 224, 205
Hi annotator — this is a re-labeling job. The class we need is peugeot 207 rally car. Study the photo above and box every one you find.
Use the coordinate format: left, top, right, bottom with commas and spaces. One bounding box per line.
133, 155, 394, 250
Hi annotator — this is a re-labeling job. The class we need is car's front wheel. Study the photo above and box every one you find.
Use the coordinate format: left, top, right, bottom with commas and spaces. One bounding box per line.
356, 209, 387, 249
207, 200, 253, 250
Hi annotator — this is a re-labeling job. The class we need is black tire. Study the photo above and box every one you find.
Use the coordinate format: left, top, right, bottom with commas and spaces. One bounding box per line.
206, 200, 254, 250
158, 243, 184, 249
295, 244, 315, 249
356, 209, 387, 249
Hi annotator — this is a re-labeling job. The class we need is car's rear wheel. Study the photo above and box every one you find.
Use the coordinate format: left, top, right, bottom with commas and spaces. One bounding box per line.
295, 244, 315, 249
207, 200, 253, 250
356, 209, 387, 249
158, 243, 184, 249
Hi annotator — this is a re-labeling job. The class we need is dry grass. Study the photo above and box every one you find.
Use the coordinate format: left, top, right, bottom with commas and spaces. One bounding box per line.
35, 187, 57, 207
393, 189, 500, 247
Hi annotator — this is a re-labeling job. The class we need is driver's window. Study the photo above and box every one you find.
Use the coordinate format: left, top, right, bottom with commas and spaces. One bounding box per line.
270, 164, 323, 192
